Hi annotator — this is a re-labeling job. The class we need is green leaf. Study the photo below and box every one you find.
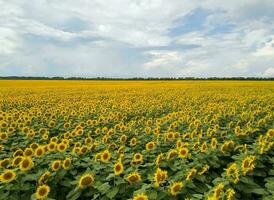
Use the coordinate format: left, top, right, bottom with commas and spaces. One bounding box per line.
97, 183, 111, 194
149, 190, 157, 200
106, 187, 119, 199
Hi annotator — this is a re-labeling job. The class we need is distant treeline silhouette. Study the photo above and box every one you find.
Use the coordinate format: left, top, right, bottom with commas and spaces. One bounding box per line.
0, 76, 273, 80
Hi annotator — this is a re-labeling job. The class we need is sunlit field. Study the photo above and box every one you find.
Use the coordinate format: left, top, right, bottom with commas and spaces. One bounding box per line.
0, 80, 273, 200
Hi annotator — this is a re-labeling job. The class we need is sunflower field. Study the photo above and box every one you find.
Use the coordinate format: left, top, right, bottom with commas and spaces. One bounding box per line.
0, 80, 273, 200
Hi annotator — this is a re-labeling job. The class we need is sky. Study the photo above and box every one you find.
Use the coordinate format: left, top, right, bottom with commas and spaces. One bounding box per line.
0, 0, 274, 78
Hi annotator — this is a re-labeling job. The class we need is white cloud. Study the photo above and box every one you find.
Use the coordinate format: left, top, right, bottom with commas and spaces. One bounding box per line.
143, 51, 182, 69
0, 27, 21, 55
263, 67, 274, 77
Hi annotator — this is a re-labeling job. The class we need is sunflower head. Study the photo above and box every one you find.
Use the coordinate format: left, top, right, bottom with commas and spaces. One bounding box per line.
114, 161, 124, 176
100, 150, 111, 163
146, 141, 156, 151
133, 193, 149, 200
154, 168, 168, 187
20, 157, 34, 172
35, 147, 45, 157
178, 147, 189, 159
36, 184, 50, 199
0, 169, 16, 183
79, 173, 95, 189
126, 172, 141, 184
186, 168, 197, 180
51, 160, 61, 171
169, 182, 183, 196
62, 158, 71, 170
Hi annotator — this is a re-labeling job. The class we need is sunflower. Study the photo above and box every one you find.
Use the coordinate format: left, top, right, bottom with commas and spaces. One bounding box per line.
154, 168, 168, 187
169, 182, 183, 196
12, 156, 22, 167
178, 147, 189, 159
199, 164, 210, 175
186, 168, 197, 180
24, 148, 34, 157
241, 156, 256, 176
57, 143, 67, 152
212, 183, 224, 199
200, 142, 208, 153
167, 149, 177, 161
35, 184, 50, 199
51, 160, 61, 171
38, 171, 51, 185
146, 141, 156, 151
79, 173, 95, 189
100, 150, 111, 163
20, 157, 34, 172
47, 142, 57, 152
0, 158, 10, 168
132, 153, 143, 165
130, 138, 137, 147
226, 163, 240, 184
226, 188, 235, 200
126, 172, 141, 184
62, 158, 71, 170
155, 153, 164, 166
35, 146, 45, 157
12, 149, 24, 157
211, 138, 218, 149
120, 134, 128, 143
113, 161, 124, 175
132, 193, 149, 200
267, 129, 274, 137
0, 169, 16, 183
0, 132, 8, 140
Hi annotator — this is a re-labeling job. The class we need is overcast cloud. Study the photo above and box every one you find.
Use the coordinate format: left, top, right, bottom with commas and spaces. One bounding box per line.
0, 0, 274, 77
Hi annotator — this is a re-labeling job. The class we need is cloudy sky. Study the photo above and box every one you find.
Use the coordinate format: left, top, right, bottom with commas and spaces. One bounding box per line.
1, 0, 274, 77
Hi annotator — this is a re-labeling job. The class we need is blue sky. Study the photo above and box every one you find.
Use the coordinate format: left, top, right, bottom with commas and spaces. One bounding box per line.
0, 0, 274, 77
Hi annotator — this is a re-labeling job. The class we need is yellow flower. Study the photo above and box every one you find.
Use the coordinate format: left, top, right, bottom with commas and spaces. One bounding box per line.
35, 184, 50, 199
62, 158, 71, 170
200, 141, 208, 153
211, 138, 218, 149
100, 150, 111, 163
126, 172, 141, 184
57, 143, 67, 152
155, 153, 164, 166
130, 138, 137, 147
226, 188, 235, 200
226, 163, 240, 184
167, 149, 177, 161
241, 156, 256, 176
186, 168, 197, 180
0, 169, 16, 183
113, 161, 124, 176
178, 147, 189, 158
38, 171, 51, 185
47, 142, 57, 152
35, 146, 45, 157
79, 173, 95, 189
12, 156, 22, 167
169, 182, 183, 196
133, 193, 149, 200
146, 141, 156, 151
0, 158, 10, 168
199, 164, 210, 175
154, 168, 168, 187
20, 157, 34, 172
213, 183, 224, 199
51, 160, 61, 171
